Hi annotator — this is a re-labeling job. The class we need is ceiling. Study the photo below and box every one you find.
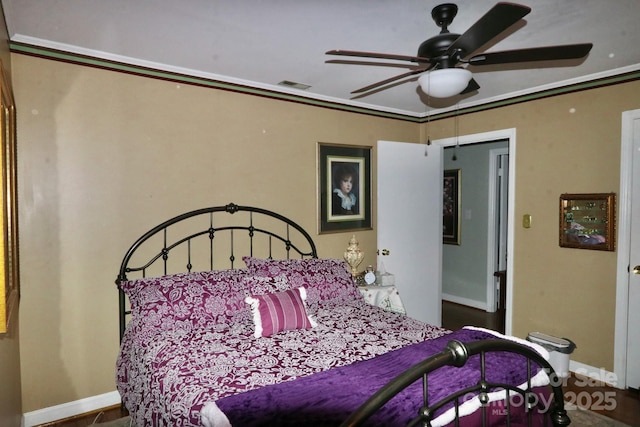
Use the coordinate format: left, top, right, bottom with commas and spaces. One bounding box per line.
3, 0, 640, 117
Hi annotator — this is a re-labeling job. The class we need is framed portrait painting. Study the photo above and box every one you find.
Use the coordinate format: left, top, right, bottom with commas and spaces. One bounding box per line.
443, 169, 460, 245
318, 143, 372, 234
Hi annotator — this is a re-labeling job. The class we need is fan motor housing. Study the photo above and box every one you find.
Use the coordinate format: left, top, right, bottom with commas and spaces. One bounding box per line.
417, 33, 460, 64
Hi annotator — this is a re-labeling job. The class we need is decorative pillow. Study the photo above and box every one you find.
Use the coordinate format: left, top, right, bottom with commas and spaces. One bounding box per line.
119, 269, 250, 326
242, 257, 361, 307
245, 287, 316, 338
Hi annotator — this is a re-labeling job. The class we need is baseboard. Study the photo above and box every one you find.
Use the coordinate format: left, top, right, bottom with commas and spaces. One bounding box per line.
442, 293, 487, 311
570, 360, 621, 388
22, 391, 121, 427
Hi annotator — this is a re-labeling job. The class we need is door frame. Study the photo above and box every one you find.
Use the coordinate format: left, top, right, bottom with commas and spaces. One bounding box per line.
614, 108, 640, 388
433, 128, 517, 334
487, 147, 509, 312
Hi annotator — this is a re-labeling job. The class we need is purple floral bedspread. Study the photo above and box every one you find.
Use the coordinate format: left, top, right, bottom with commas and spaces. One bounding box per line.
116, 263, 550, 427
216, 327, 548, 426
117, 296, 448, 426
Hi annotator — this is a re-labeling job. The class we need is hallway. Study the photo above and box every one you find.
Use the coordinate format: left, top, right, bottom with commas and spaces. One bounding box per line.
441, 300, 504, 333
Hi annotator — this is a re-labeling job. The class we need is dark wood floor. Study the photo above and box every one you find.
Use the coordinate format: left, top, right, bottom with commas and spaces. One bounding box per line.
40, 302, 640, 426
35, 404, 129, 427
442, 300, 640, 426
442, 299, 506, 333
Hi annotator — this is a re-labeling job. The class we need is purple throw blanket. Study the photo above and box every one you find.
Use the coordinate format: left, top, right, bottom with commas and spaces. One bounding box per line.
216, 328, 547, 426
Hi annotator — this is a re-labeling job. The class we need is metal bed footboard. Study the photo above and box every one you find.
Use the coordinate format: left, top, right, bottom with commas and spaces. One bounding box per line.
341, 339, 570, 427
114, 203, 318, 342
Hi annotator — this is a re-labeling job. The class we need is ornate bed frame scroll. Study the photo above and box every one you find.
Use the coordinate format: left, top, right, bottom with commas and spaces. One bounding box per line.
341, 338, 570, 427
115, 203, 318, 341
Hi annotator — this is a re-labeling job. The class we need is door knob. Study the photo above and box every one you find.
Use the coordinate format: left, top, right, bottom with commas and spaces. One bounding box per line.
377, 249, 390, 256
633, 265, 640, 275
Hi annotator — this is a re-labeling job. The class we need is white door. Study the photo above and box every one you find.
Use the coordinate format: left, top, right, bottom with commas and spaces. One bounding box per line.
377, 140, 442, 326
625, 111, 640, 388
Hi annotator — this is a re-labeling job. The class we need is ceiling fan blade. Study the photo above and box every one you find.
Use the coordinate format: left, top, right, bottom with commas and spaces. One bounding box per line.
447, 2, 531, 58
468, 43, 593, 66
326, 59, 420, 69
460, 78, 480, 95
351, 66, 432, 94
326, 49, 431, 64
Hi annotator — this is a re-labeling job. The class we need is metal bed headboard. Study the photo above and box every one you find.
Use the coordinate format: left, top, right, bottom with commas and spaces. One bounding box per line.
115, 203, 318, 341
341, 339, 570, 427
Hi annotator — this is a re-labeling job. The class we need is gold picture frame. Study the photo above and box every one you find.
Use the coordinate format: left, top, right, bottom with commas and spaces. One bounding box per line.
0, 62, 18, 335
559, 193, 615, 251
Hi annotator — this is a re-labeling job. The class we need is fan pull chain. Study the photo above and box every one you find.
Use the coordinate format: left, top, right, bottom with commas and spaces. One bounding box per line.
425, 81, 431, 157
452, 102, 460, 161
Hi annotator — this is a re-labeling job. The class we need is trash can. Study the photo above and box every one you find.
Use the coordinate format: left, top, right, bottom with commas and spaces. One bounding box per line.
527, 332, 576, 378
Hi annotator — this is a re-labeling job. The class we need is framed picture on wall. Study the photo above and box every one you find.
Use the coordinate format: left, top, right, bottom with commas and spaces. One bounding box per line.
317, 143, 372, 234
0, 63, 19, 334
443, 169, 460, 245
559, 192, 616, 251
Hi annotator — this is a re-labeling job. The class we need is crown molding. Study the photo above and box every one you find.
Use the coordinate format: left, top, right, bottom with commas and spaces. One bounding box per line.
10, 35, 640, 123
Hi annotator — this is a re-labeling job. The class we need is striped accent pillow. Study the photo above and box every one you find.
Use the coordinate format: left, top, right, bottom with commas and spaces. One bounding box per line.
245, 287, 316, 338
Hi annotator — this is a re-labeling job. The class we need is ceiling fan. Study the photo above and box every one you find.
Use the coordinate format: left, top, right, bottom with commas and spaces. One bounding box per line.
326, 2, 593, 98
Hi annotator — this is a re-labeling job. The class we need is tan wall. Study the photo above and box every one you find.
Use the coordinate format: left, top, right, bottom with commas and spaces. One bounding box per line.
13, 53, 418, 411
423, 82, 639, 371
13, 51, 640, 412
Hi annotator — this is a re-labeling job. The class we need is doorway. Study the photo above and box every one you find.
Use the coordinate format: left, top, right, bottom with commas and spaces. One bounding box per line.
435, 129, 516, 334
441, 140, 509, 332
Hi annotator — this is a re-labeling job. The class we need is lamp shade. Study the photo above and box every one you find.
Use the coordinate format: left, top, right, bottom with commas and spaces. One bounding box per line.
418, 68, 472, 98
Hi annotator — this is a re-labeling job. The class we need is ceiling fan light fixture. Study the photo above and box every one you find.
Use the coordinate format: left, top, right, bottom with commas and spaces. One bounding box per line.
418, 68, 472, 98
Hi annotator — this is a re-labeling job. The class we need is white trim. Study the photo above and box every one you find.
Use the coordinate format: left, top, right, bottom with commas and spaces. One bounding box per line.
433, 63, 640, 116
486, 147, 509, 313
433, 128, 516, 335
10, 34, 417, 118
442, 293, 486, 311
570, 361, 622, 389
614, 109, 640, 389
11, 34, 640, 119
22, 391, 121, 427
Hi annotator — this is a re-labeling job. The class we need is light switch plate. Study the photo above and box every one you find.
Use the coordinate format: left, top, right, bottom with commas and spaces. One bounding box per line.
523, 214, 532, 228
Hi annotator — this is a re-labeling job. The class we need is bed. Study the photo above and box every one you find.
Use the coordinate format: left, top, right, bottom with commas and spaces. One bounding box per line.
115, 203, 570, 426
